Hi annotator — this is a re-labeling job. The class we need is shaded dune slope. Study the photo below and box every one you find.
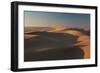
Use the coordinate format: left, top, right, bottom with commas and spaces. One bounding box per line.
24, 30, 88, 61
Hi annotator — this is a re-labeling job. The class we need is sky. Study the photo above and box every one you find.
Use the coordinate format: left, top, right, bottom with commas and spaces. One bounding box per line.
24, 11, 90, 29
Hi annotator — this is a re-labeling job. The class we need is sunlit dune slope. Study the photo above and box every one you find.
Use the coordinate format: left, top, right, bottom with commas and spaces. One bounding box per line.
64, 30, 90, 59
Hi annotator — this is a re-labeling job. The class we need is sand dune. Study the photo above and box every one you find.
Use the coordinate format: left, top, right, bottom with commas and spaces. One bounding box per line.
47, 27, 90, 59
64, 30, 90, 59
24, 27, 90, 61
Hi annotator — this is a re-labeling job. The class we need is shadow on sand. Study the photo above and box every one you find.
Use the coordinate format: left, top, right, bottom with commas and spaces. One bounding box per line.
24, 31, 84, 62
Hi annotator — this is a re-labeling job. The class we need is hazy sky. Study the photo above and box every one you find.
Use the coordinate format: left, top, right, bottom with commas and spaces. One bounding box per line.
24, 11, 90, 29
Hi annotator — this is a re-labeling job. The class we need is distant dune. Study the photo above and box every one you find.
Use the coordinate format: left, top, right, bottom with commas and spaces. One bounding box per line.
24, 27, 90, 61
24, 27, 54, 34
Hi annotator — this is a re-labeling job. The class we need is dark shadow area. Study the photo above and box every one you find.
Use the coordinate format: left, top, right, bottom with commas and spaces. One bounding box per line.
24, 31, 84, 62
